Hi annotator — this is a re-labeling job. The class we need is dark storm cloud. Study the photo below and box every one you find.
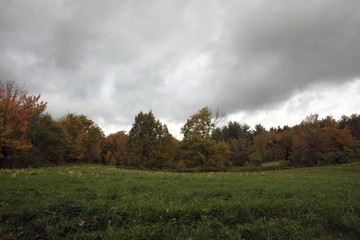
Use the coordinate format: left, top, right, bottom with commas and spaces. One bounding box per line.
206, 0, 360, 114
1, 0, 360, 133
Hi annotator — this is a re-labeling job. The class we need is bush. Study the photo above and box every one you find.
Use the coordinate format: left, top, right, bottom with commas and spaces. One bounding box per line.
317, 152, 350, 165
289, 154, 313, 166
247, 151, 263, 166
289, 151, 353, 167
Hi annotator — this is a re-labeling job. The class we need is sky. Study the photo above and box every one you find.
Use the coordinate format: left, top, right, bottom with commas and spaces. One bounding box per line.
1, 0, 360, 139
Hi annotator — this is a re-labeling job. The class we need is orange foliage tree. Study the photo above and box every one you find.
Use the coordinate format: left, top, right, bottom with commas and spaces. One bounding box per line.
291, 114, 355, 165
103, 131, 128, 166
291, 114, 323, 156
0, 81, 47, 167
253, 130, 283, 162
321, 116, 354, 154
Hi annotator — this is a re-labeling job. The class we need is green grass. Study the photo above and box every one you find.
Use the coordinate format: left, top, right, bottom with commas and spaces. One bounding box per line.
1, 163, 360, 239
262, 161, 281, 167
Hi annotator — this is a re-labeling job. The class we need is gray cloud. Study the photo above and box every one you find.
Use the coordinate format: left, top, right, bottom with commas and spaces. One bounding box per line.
206, 0, 360, 113
1, 0, 360, 135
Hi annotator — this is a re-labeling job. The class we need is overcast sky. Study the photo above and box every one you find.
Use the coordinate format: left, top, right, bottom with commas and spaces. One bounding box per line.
1, 0, 360, 139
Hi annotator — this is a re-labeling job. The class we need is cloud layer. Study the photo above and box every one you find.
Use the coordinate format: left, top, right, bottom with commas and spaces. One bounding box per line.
1, 0, 360, 137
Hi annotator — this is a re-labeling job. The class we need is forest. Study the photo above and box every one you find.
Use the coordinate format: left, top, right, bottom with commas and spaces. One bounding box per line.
1, 80, 359, 170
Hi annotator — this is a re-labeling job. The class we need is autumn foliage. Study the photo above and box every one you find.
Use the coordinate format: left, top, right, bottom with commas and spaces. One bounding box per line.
59, 113, 104, 164
289, 114, 355, 165
0, 81, 46, 167
0, 80, 359, 169
213, 113, 358, 168
103, 131, 128, 166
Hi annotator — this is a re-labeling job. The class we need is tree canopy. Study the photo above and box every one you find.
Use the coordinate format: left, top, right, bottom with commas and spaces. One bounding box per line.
59, 113, 104, 163
0, 82, 359, 170
180, 107, 230, 168
0, 81, 47, 167
127, 111, 174, 169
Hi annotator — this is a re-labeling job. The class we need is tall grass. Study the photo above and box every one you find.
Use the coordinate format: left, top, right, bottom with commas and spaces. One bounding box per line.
1, 163, 360, 239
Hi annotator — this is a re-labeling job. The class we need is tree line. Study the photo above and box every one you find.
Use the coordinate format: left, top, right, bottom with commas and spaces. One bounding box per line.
1, 80, 359, 169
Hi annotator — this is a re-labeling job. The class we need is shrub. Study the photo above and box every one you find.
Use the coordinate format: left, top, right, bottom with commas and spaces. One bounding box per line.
247, 151, 263, 166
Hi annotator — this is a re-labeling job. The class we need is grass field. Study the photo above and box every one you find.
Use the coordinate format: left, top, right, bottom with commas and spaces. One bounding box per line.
262, 162, 282, 167
1, 163, 360, 239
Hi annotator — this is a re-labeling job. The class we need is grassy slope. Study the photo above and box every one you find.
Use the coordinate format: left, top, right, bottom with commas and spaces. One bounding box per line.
0, 163, 360, 239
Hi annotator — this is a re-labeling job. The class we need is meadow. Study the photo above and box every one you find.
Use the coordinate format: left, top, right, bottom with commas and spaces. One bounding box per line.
1, 163, 360, 239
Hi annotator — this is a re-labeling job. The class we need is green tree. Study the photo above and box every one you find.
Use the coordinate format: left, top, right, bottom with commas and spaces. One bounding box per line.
216, 121, 252, 143
21, 113, 68, 166
182, 107, 214, 142
127, 111, 174, 169
229, 138, 253, 166
180, 107, 228, 168
247, 151, 263, 166
214, 121, 253, 166
281, 126, 295, 160
253, 124, 266, 137
339, 114, 360, 140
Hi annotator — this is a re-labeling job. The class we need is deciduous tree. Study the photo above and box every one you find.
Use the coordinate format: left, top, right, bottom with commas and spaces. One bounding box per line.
181, 107, 229, 168
0, 80, 46, 167
229, 138, 253, 166
103, 131, 128, 166
127, 111, 174, 169
21, 113, 68, 166
59, 113, 104, 163
253, 130, 283, 162
291, 114, 355, 165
